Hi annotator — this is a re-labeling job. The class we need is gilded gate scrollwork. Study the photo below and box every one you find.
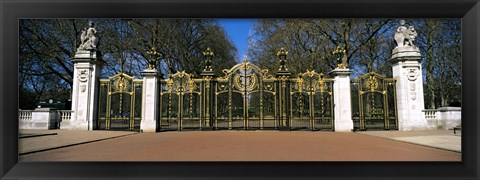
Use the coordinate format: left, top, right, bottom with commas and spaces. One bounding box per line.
351, 72, 397, 130
152, 60, 338, 131
97, 60, 398, 132
214, 60, 277, 130
159, 71, 203, 131
289, 70, 334, 130
98, 73, 143, 130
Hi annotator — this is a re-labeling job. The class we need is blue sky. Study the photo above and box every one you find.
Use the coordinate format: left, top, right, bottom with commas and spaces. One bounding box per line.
217, 19, 256, 62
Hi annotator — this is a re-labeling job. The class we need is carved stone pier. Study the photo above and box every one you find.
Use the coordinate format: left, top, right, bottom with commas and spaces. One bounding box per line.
67, 50, 104, 130
390, 20, 427, 131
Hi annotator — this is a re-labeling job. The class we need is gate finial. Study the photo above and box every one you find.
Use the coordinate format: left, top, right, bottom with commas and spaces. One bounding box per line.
332, 45, 347, 69
146, 46, 159, 70
276, 47, 290, 76
201, 47, 215, 76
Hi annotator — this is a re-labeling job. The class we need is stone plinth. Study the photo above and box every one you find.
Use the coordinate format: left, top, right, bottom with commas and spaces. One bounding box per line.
68, 50, 104, 130
391, 46, 421, 59
140, 69, 160, 132
390, 48, 427, 131
330, 68, 354, 132
74, 50, 101, 59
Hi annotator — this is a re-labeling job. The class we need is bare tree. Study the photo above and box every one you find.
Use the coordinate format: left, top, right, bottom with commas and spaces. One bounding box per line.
249, 18, 461, 108
249, 19, 391, 77
19, 19, 237, 109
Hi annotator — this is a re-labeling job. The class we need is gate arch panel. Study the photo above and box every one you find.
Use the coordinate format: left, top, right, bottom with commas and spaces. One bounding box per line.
214, 60, 277, 130
351, 72, 397, 130
289, 70, 334, 131
159, 71, 203, 131
97, 73, 142, 131
261, 80, 277, 129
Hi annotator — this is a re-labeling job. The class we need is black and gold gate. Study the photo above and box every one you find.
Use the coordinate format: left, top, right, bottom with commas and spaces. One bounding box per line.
97, 73, 143, 130
159, 71, 203, 131
289, 71, 334, 130
94, 48, 401, 132
214, 60, 277, 130
155, 60, 336, 131
351, 72, 397, 130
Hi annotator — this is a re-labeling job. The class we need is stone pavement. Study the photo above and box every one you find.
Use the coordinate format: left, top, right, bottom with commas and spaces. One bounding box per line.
19, 129, 138, 155
19, 130, 461, 161
356, 130, 461, 152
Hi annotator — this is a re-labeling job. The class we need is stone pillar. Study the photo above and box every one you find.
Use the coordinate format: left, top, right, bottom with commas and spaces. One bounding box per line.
69, 50, 104, 130
390, 47, 427, 131
140, 69, 160, 132
330, 69, 354, 132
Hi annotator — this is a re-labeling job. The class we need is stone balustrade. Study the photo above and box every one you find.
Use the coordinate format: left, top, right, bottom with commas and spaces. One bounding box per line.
58, 110, 73, 122
422, 107, 461, 130
19, 108, 67, 130
423, 109, 436, 119
19, 110, 33, 121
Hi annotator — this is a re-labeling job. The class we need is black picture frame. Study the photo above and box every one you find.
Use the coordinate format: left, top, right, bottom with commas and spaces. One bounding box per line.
1, 0, 479, 179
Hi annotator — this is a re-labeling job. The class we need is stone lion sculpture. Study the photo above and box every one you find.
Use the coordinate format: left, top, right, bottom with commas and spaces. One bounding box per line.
394, 20, 418, 47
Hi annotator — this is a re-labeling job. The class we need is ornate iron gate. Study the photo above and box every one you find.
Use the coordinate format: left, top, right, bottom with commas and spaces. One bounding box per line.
290, 70, 334, 130
151, 60, 337, 131
351, 72, 397, 130
214, 60, 278, 130
94, 48, 402, 132
97, 73, 143, 130
159, 71, 203, 131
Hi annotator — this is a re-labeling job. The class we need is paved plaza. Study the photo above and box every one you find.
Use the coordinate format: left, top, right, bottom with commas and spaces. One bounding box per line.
19, 130, 461, 161
19, 130, 137, 155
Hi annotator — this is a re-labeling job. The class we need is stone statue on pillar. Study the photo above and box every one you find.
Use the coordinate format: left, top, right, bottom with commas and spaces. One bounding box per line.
394, 20, 418, 48
391, 20, 421, 59
66, 21, 104, 130
77, 21, 99, 51
390, 20, 427, 131
74, 21, 101, 59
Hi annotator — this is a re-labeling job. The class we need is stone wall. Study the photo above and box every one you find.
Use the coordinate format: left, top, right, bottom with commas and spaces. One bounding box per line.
423, 107, 461, 130
19, 108, 61, 130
